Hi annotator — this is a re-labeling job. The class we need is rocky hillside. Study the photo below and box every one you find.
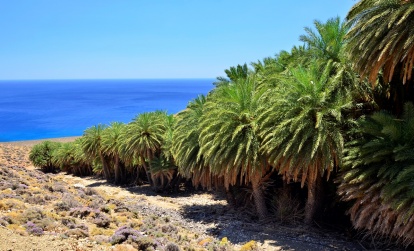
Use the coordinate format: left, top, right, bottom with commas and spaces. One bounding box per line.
0, 142, 362, 251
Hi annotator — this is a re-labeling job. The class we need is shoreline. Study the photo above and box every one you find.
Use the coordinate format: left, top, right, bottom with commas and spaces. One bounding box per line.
0, 136, 80, 147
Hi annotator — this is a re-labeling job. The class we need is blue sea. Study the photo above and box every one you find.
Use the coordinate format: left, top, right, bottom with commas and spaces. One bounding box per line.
0, 79, 214, 142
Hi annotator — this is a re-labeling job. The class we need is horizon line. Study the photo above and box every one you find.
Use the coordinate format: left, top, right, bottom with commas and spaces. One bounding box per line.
0, 77, 217, 81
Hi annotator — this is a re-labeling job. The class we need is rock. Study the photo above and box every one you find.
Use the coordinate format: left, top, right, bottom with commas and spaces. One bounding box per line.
112, 244, 137, 251
73, 183, 85, 189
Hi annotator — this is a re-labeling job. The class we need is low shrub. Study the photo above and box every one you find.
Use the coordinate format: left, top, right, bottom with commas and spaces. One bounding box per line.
85, 187, 99, 196
24, 221, 44, 236
0, 198, 26, 210
61, 217, 77, 228
69, 206, 94, 219
271, 191, 304, 224
29, 141, 61, 172
100, 205, 111, 214
64, 228, 89, 239
165, 243, 180, 251
109, 226, 143, 245
54, 194, 81, 211
21, 207, 44, 223
240, 240, 258, 251
92, 212, 111, 228
161, 224, 178, 234
24, 195, 45, 205
93, 234, 110, 244
0, 216, 12, 226
131, 236, 156, 251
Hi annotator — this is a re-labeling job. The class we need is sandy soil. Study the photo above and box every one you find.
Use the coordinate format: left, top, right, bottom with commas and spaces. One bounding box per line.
0, 138, 364, 251
0, 136, 80, 147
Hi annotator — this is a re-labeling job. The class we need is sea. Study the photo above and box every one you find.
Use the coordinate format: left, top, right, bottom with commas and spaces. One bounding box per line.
0, 79, 214, 142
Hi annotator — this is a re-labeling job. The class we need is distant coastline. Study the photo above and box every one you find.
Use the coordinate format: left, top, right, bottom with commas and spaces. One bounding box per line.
0, 79, 214, 142
0, 136, 79, 146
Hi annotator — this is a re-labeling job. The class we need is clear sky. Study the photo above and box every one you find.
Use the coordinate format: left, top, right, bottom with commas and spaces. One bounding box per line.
0, 1, 356, 80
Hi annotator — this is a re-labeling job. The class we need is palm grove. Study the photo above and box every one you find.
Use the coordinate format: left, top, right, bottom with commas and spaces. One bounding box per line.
29, 1, 414, 246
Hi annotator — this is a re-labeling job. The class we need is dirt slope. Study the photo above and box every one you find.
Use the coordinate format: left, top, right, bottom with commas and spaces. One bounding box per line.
0, 141, 362, 251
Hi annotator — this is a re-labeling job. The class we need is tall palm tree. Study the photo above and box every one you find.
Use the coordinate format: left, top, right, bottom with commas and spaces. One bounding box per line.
160, 113, 176, 161
260, 65, 350, 224
101, 122, 127, 184
150, 113, 178, 191
123, 111, 167, 185
81, 124, 111, 179
71, 138, 93, 176
172, 95, 220, 190
338, 102, 414, 245
347, 0, 414, 85
199, 77, 271, 219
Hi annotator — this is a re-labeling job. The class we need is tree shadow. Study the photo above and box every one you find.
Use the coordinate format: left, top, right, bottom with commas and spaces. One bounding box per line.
181, 203, 362, 250
85, 179, 224, 199
83, 178, 361, 250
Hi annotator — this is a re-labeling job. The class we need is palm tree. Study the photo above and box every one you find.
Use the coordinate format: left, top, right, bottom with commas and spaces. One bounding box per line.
347, 0, 414, 85
101, 122, 127, 184
53, 140, 92, 176
71, 138, 93, 176
151, 113, 179, 191
172, 95, 221, 190
338, 102, 414, 245
199, 77, 271, 219
81, 124, 111, 179
259, 65, 350, 224
346, 0, 414, 115
123, 111, 167, 186
150, 155, 177, 191
160, 113, 176, 161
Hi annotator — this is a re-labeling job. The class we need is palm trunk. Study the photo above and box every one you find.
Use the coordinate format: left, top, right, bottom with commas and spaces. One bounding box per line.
141, 157, 153, 186
119, 162, 126, 184
99, 153, 110, 180
225, 186, 237, 208
304, 174, 323, 225
114, 155, 120, 185
251, 174, 268, 220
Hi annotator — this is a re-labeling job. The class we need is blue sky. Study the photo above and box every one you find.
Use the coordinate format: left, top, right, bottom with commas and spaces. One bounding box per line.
0, 1, 356, 80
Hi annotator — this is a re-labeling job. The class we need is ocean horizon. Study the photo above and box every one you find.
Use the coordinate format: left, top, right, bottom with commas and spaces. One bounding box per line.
0, 79, 214, 142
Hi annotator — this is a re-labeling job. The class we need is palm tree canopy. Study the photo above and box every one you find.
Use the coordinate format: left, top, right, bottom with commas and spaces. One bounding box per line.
339, 102, 414, 244
260, 65, 349, 186
199, 77, 268, 187
346, 0, 414, 84
81, 124, 107, 158
173, 95, 206, 174
214, 63, 250, 87
123, 111, 167, 161
300, 17, 349, 63
101, 122, 126, 159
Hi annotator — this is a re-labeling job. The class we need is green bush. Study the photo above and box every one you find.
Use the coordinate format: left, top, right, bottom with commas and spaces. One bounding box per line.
29, 141, 60, 172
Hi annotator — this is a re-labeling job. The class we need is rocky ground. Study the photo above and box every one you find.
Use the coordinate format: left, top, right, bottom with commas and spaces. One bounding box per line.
0, 140, 365, 251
